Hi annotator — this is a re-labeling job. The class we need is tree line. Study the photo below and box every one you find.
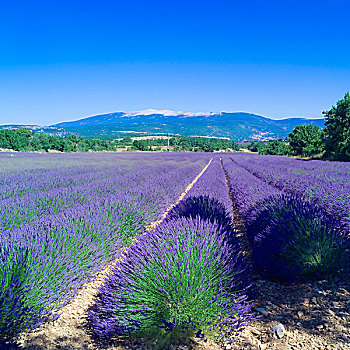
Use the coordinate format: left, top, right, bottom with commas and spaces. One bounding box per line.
0, 130, 118, 152
0, 130, 239, 153
246, 92, 350, 161
132, 136, 239, 152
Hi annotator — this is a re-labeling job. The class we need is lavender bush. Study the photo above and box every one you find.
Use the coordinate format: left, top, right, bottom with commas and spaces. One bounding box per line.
0, 201, 143, 344
0, 247, 41, 347
166, 195, 254, 297
246, 195, 350, 281
88, 216, 253, 347
167, 195, 233, 230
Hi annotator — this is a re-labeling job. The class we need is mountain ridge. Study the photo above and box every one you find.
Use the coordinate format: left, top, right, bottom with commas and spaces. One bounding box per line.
53, 110, 325, 141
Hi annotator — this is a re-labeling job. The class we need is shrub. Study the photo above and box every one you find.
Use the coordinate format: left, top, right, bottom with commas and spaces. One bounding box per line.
166, 195, 254, 296
246, 195, 349, 281
0, 245, 58, 347
88, 216, 253, 347
0, 200, 144, 345
166, 196, 233, 233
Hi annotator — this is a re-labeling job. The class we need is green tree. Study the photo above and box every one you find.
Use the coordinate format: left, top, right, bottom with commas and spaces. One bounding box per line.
259, 140, 290, 156
15, 128, 32, 150
48, 135, 64, 151
247, 141, 265, 153
121, 136, 132, 145
231, 141, 240, 151
77, 138, 91, 152
29, 135, 41, 151
133, 140, 149, 151
37, 133, 51, 151
287, 123, 324, 157
322, 92, 350, 161
0, 130, 17, 149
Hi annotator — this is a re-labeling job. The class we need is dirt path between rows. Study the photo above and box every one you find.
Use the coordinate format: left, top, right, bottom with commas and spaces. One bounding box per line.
19, 159, 213, 350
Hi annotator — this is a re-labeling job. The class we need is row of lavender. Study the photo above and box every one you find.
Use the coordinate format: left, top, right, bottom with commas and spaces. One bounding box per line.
221, 155, 350, 282
0, 153, 207, 230
0, 153, 210, 345
88, 157, 254, 347
0, 151, 187, 172
229, 153, 350, 231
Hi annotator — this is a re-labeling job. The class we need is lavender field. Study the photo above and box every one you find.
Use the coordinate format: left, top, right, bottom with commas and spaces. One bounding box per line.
1, 152, 349, 349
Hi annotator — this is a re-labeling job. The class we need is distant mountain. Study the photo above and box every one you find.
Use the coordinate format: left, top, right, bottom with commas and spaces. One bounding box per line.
53, 110, 325, 141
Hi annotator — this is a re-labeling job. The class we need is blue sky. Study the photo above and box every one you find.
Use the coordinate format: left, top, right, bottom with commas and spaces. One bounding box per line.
1, 0, 349, 125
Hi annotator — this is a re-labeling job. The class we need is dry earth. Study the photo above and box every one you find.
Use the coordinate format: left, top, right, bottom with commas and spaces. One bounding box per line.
231, 278, 350, 350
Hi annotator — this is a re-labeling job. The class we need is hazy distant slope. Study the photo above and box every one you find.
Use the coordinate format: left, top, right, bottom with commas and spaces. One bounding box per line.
53, 110, 324, 140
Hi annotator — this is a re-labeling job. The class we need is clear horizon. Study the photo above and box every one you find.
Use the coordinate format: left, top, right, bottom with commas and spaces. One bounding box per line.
1, 0, 349, 125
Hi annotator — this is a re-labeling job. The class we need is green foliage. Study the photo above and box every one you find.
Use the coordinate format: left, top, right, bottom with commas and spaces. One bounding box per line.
135, 235, 229, 343
259, 140, 290, 156
15, 128, 32, 150
122, 135, 239, 152
287, 123, 324, 157
322, 92, 350, 161
133, 139, 150, 151
121, 136, 132, 144
247, 141, 265, 153
0, 128, 240, 153
170, 136, 239, 152
0, 130, 17, 150
231, 141, 241, 151
0, 128, 33, 151
0, 129, 118, 153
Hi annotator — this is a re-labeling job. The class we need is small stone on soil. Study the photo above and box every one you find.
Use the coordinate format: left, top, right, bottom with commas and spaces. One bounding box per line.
271, 323, 286, 339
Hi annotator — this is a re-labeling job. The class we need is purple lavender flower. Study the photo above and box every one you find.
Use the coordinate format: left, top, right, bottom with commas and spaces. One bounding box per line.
88, 216, 254, 345
247, 195, 350, 281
